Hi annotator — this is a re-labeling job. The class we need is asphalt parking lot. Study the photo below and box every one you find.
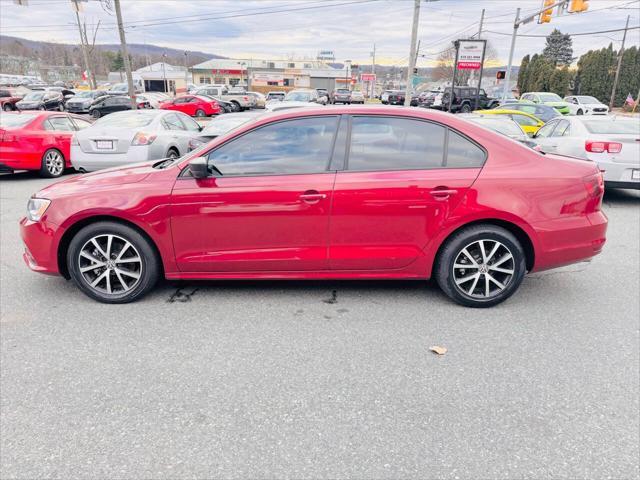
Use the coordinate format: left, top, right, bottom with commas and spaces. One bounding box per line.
1, 173, 638, 479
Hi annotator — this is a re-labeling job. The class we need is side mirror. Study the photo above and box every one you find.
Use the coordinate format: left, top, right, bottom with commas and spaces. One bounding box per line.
189, 157, 209, 179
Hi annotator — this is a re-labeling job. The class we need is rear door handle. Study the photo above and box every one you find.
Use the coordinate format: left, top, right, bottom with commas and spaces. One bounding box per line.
430, 189, 458, 199
299, 191, 327, 203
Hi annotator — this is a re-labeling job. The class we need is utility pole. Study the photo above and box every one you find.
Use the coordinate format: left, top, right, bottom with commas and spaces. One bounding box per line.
72, 0, 94, 89
478, 8, 485, 38
475, 8, 485, 110
502, 8, 520, 102
113, 0, 137, 109
371, 43, 376, 99
609, 15, 630, 110
404, 0, 420, 106
184, 51, 189, 93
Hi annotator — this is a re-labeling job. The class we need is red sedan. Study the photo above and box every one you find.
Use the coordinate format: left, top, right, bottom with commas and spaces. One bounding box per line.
1, 111, 92, 177
159, 95, 221, 117
20, 106, 607, 307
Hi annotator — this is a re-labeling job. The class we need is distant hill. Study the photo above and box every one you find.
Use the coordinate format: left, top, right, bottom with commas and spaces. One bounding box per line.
0, 35, 225, 77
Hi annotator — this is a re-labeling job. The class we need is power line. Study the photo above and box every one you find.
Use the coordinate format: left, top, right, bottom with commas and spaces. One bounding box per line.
483, 25, 639, 38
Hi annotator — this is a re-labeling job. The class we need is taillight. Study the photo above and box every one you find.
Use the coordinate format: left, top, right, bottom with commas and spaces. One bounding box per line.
582, 171, 604, 212
585, 140, 622, 153
131, 132, 157, 146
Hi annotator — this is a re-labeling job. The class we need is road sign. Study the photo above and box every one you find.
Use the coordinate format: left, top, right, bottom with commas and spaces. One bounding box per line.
456, 40, 486, 70
361, 73, 376, 82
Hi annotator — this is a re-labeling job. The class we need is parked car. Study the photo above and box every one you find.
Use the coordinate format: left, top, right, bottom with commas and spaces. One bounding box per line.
532, 115, 639, 189
564, 95, 609, 115
16, 90, 65, 111
0, 111, 92, 177
380, 90, 393, 104
497, 102, 561, 123
203, 95, 234, 113
247, 91, 266, 109
331, 88, 352, 104
65, 90, 109, 113
316, 88, 329, 105
0, 88, 23, 111
187, 111, 265, 151
107, 82, 143, 95
459, 113, 538, 149
387, 90, 420, 106
266, 91, 285, 102
71, 110, 203, 172
88, 95, 132, 119
432, 87, 499, 112
520, 92, 570, 115
265, 101, 317, 112
284, 89, 320, 103
195, 86, 254, 111
159, 94, 221, 117
21, 106, 606, 307
350, 90, 365, 104
418, 90, 441, 107
472, 108, 545, 136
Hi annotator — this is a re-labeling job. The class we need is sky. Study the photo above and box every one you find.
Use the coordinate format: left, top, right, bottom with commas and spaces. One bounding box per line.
0, 0, 639, 67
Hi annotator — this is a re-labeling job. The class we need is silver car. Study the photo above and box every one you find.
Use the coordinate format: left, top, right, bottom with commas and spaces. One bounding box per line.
188, 111, 265, 150
71, 110, 203, 172
533, 115, 640, 189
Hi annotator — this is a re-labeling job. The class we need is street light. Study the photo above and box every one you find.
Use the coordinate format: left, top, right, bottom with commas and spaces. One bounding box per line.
344, 59, 352, 90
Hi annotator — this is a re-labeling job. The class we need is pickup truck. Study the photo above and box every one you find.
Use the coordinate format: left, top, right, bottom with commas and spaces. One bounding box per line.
194, 85, 256, 111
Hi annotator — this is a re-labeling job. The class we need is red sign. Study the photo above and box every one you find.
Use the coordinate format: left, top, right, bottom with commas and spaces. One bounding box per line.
458, 62, 482, 70
361, 73, 376, 82
456, 40, 485, 70
211, 69, 244, 75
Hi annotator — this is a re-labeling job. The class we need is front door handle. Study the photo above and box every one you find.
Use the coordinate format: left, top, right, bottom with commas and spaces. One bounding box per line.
299, 191, 327, 203
430, 188, 458, 199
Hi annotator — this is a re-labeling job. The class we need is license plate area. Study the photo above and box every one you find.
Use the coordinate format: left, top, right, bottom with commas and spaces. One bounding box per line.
95, 140, 114, 150
632, 169, 640, 180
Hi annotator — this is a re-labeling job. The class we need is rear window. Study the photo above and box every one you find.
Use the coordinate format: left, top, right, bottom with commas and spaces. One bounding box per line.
469, 117, 524, 137
93, 112, 155, 128
0, 113, 38, 128
337, 89, 351, 94
582, 119, 640, 135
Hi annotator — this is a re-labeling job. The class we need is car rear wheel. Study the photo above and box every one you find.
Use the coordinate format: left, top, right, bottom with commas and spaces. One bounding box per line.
40, 149, 65, 178
435, 225, 526, 308
3, 103, 13, 111
58, 103, 64, 111
67, 222, 160, 303
577, 109, 583, 115
195, 109, 206, 117
166, 148, 179, 159
91, 109, 101, 119
460, 103, 472, 113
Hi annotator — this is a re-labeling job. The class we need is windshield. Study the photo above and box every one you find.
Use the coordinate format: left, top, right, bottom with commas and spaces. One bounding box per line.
539, 93, 562, 102
470, 117, 525, 137
576, 96, 600, 104
23, 92, 44, 101
582, 118, 640, 135
203, 116, 257, 136
93, 112, 157, 128
111, 84, 128, 92
74, 91, 94, 98
337, 89, 350, 94
285, 91, 311, 102
0, 113, 38, 128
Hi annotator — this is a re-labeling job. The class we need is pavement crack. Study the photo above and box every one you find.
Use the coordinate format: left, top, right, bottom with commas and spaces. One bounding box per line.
167, 287, 199, 303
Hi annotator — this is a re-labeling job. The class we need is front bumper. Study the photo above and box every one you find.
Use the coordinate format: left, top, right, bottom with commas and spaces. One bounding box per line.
20, 217, 62, 276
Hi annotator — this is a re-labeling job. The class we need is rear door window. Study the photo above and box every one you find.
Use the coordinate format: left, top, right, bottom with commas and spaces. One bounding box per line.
347, 116, 445, 171
163, 113, 185, 130
44, 116, 75, 131
535, 121, 558, 138
445, 130, 486, 168
551, 120, 570, 137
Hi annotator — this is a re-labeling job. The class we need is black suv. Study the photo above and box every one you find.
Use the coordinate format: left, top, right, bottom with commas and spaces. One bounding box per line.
430, 87, 499, 113
387, 90, 420, 106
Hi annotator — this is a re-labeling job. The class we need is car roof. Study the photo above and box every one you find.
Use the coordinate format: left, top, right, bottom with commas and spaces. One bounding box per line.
481, 109, 541, 118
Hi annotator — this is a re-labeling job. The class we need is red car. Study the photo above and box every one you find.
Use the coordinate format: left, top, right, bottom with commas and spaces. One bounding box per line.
0, 88, 23, 111
20, 106, 607, 306
1, 111, 92, 177
159, 95, 221, 117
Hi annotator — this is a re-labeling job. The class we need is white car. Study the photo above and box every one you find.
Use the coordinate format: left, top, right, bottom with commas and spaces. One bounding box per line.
71, 109, 203, 172
564, 95, 609, 115
533, 115, 639, 189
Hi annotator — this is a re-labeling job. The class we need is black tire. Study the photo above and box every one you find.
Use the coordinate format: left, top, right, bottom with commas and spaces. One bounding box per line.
577, 109, 583, 115
166, 148, 179, 159
3, 103, 13, 111
58, 103, 64, 112
39, 105, 46, 111
195, 109, 206, 117
230, 101, 241, 112
67, 221, 160, 304
40, 148, 65, 178
435, 224, 526, 308
91, 109, 101, 119
460, 103, 472, 113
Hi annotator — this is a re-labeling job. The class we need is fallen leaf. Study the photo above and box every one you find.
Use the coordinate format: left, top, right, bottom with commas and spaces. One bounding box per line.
429, 345, 447, 355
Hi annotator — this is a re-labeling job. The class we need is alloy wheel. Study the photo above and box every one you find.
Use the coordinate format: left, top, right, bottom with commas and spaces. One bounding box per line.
452, 239, 515, 299
77, 234, 143, 296
44, 150, 64, 176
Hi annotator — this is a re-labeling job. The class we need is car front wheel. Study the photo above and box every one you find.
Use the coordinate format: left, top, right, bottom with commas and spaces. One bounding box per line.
67, 222, 160, 303
435, 225, 526, 307
40, 149, 65, 178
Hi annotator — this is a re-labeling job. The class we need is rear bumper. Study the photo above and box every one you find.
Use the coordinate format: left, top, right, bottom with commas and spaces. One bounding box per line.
71, 145, 152, 172
532, 211, 607, 272
593, 157, 640, 186
606, 181, 640, 190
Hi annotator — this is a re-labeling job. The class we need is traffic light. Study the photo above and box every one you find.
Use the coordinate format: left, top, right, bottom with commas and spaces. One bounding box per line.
569, 0, 589, 12
540, 0, 554, 23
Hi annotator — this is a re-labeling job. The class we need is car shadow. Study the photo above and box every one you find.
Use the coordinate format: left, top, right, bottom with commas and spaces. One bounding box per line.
603, 188, 640, 207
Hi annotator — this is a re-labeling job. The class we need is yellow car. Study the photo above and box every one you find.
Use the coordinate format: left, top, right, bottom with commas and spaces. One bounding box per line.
473, 109, 544, 136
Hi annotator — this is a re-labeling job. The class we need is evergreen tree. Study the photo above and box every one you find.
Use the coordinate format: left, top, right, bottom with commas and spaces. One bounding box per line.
543, 29, 573, 66
517, 54, 530, 93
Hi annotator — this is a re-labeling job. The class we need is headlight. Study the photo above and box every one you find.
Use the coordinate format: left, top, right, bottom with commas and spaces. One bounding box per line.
27, 198, 51, 222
